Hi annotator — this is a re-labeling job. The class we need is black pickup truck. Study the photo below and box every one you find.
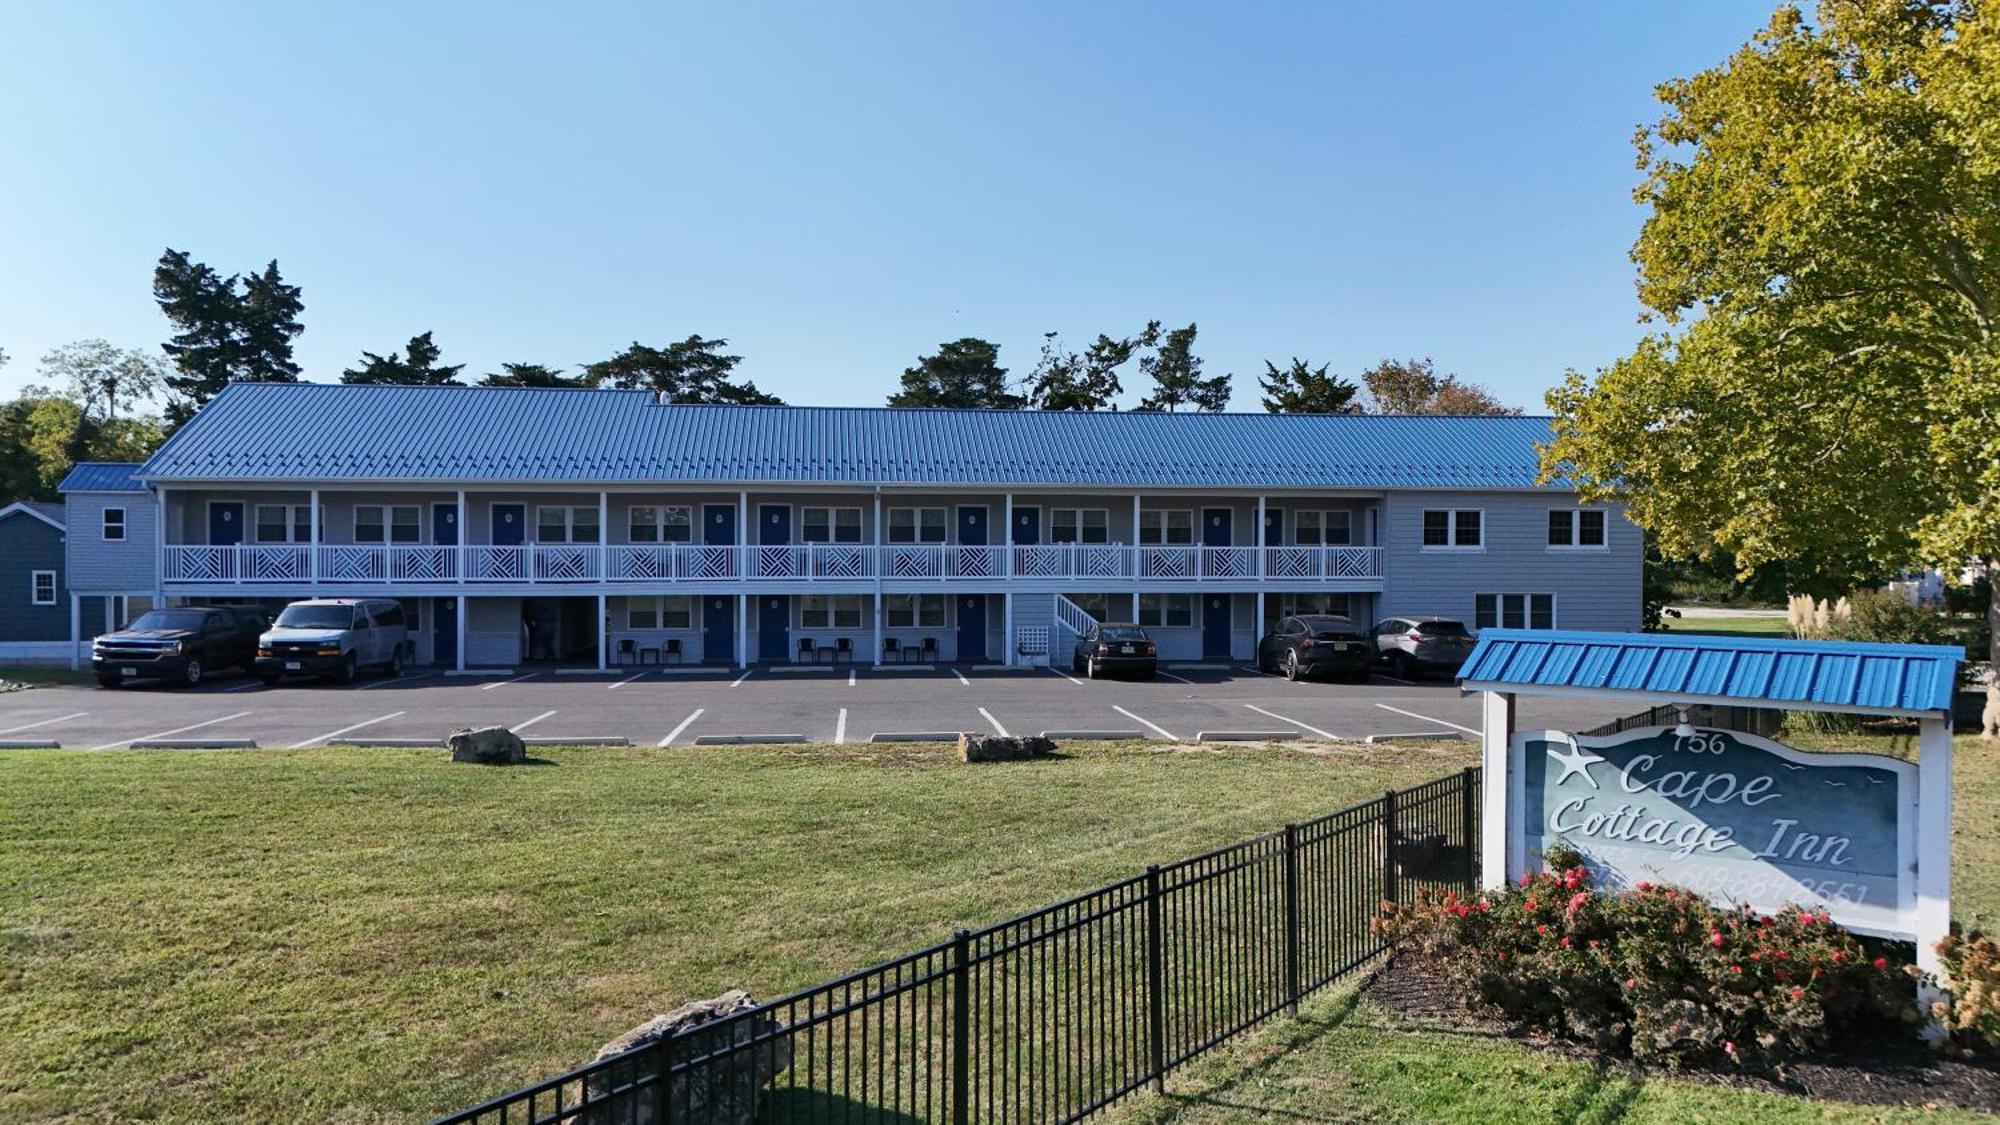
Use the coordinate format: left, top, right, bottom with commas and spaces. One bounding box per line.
92, 606, 268, 688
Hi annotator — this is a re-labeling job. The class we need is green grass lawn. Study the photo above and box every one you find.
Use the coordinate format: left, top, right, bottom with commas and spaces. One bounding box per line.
0, 665, 94, 689
0, 738, 1476, 1122
1660, 611, 1795, 639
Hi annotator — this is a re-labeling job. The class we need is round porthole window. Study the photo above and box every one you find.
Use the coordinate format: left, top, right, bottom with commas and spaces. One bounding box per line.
968, 513, 979, 524
714, 513, 724, 523
769, 514, 780, 524
444, 512, 456, 524
769, 599, 779, 609
503, 512, 515, 524
1211, 515, 1222, 526
221, 511, 234, 522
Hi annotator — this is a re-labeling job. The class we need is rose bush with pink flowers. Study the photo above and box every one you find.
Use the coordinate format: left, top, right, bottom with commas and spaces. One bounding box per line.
1375, 843, 1917, 1067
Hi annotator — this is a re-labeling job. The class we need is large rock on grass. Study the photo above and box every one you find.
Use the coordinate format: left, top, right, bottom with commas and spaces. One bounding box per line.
447, 726, 526, 765
583, 990, 791, 1125
960, 733, 1056, 762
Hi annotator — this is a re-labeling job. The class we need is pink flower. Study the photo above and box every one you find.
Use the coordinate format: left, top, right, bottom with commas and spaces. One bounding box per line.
1710, 931, 1724, 949
1536, 923, 1548, 935
1635, 881, 1652, 892
1560, 936, 1571, 948
1567, 892, 1589, 913
1872, 956, 1888, 970
1724, 1040, 1737, 1056
1524, 897, 1538, 912
1520, 873, 1534, 887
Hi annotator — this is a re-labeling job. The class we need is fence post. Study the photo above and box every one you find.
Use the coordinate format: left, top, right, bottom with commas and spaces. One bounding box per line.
1459, 767, 1478, 893
1144, 864, 1166, 1094
1381, 789, 1399, 906
653, 1029, 678, 1124
1282, 824, 1301, 1015
950, 928, 972, 1125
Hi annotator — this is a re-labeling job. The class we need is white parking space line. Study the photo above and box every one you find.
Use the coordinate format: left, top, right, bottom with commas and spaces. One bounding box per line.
609, 671, 648, 689
848, 668, 857, 687
1112, 705, 1179, 741
1047, 666, 1084, 686
1238, 665, 1268, 677
0, 711, 88, 736
1373, 702, 1478, 736
1242, 704, 1341, 741
1369, 673, 1418, 686
978, 707, 1009, 737
480, 673, 537, 691
291, 712, 405, 749
953, 668, 970, 685
510, 710, 557, 733
223, 680, 264, 692
1156, 671, 1196, 685
731, 670, 752, 687
835, 708, 849, 745
359, 672, 439, 691
659, 708, 705, 746
96, 711, 253, 751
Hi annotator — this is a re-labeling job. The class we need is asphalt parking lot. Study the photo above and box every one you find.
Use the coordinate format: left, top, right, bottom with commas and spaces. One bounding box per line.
0, 662, 1638, 751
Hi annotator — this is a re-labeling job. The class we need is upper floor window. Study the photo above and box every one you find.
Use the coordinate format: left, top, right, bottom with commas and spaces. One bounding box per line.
1295, 510, 1352, 546
355, 505, 421, 544
255, 504, 314, 544
31, 570, 57, 606
1422, 508, 1481, 549
1548, 508, 1607, 549
1475, 592, 1554, 630
1139, 510, 1193, 545
102, 507, 126, 541
1051, 508, 1109, 545
537, 506, 599, 544
887, 507, 946, 544
804, 506, 865, 544
629, 505, 693, 544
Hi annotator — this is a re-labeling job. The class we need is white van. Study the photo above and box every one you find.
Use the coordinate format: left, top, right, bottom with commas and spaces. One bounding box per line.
256, 598, 413, 684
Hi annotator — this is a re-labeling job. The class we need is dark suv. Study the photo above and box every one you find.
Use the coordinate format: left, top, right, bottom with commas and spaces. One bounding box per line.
92, 606, 267, 688
1256, 615, 1372, 682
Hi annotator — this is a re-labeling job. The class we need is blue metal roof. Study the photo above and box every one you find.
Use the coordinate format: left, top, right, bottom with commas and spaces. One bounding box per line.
137, 382, 1563, 489
58, 462, 148, 493
1460, 629, 1963, 715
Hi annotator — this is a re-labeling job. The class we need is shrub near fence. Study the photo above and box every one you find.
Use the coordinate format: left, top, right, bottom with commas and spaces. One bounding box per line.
433, 768, 1481, 1125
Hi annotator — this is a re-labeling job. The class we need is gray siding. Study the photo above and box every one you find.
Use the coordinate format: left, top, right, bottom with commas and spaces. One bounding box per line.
63, 492, 156, 593
0, 513, 68, 642
1377, 492, 1641, 632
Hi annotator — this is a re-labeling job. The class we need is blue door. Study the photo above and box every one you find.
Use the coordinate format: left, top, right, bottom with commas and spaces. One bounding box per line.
209, 501, 243, 546
492, 503, 526, 546
1013, 507, 1040, 545
1203, 593, 1233, 659
433, 503, 459, 545
957, 594, 986, 662
1203, 507, 1233, 548
758, 595, 790, 661
703, 504, 736, 547
1263, 506, 1282, 546
957, 505, 987, 546
759, 504, 790, 546
433, 597, 457, 666
704, 595, 734, 664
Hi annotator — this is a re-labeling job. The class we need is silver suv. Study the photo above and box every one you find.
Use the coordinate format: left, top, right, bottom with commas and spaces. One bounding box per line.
1372, 616, 1474, 679
256, 598, 412, 684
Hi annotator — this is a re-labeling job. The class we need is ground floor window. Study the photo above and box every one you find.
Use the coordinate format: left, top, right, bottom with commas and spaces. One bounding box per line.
1475, 592, 1554, 630
885, 593, 947, 628
1138, 593, 1194, 628
1276, 593, 1352, 619
628, 595, 694, 630
1066, 593, 1115, 621
31, 570, 56, 606
800, 594, 865, 629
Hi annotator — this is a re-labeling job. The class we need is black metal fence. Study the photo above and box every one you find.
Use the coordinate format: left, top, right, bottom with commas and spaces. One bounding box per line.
433, 767, 1480, 1124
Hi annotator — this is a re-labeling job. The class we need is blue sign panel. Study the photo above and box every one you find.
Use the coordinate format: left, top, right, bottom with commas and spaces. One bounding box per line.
1517, 726, 1916, 938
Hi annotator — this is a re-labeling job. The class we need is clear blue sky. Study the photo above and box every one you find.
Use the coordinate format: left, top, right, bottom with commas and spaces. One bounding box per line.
0, 2, 1770, 411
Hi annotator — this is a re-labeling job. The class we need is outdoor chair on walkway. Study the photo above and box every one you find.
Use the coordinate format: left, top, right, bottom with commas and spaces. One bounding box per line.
835, 637, 854, 663
798, 638, 816, 663
919, 637, 939, 663
616, 639, 637, 666
663, 638, 683, 665
883, 637, 902, 663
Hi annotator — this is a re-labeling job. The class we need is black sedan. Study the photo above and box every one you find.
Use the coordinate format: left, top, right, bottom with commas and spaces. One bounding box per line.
1072, 622, 1158, 679
1256, 615, 1373, 682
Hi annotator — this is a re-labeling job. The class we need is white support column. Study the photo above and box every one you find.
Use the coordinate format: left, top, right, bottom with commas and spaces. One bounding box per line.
309, 487, 321, 585
1131, 591, 1140, 622
1256, 496, 1266, 577
738, 490, 750, 669
1003, 591, 1014, 668
455, 594, 467, 673
1916, 713, 1954, 1041
873, 489, 885, 667
68, 592, 81, 671
456, 489, 467, 585
737, 593, 749, 670
598, 489, 610, 672
1480, 689, 1516, 890
1256, 591, 1265, 637
154, 486, 167, 605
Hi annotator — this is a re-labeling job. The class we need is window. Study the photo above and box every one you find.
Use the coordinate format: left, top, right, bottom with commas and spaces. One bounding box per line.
887, 507, 946, 544
1474, 593, 1555, 630
102, 507, 126, 541
30, 570, 56, 606
885, 594, 948, 628
1067, 593, 1114, 621
355, 505, 421, 544
1548, 508, 1607, 549
799, 595, 865, 629
1294, 510, 1353, 546
1138, 593, 1195, 628
627, 595, 694, 630
1277, 593, 1352, 620
804, 507, 865, 544
536, 506, 600, 544
1421, 508, 1482, 549
368, 603, 406, 628
628, 505, 693, 544
1051, 508, 1110, 544
1139, 510, 1194, 545
255, 504, 314, 544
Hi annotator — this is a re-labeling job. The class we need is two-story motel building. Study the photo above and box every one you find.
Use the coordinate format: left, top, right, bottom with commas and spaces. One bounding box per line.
56, 382, 1640, 669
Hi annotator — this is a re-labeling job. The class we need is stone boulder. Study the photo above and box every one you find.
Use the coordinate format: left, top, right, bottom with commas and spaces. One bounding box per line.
582, 990, 791, 1125
960, 733, 1056, 763
447, 726, 526, 765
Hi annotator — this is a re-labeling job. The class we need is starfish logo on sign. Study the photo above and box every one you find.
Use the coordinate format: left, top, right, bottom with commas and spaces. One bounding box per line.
1548, 738, 1603, 789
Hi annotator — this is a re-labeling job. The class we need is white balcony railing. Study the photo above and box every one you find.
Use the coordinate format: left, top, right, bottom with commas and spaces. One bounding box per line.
162, 544, 1384, 585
